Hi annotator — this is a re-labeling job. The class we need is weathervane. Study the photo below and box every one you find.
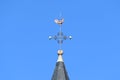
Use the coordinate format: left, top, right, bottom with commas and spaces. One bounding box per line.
49, 18, 72, 50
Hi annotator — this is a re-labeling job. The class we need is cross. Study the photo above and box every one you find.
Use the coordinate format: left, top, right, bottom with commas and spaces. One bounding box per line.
49, 18, 72, 49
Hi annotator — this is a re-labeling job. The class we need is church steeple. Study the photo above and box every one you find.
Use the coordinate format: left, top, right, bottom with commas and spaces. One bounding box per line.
49, 18, 72, 80
52, 50, 69, 80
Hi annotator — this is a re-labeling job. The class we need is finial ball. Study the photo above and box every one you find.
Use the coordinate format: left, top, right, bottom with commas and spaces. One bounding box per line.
58, 50, 63, 55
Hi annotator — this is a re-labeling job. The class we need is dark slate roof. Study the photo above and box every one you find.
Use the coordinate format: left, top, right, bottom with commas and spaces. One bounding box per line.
51, 62, 69, 80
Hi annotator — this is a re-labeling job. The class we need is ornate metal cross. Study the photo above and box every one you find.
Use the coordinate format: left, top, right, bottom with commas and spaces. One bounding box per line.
49, 18, 72, 49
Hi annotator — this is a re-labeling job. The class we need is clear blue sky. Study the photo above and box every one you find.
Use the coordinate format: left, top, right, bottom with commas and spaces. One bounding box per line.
0, 0, 120, 80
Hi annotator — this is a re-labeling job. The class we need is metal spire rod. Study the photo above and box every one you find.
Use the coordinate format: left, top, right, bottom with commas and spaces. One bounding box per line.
59, 24, 62, 49
49, 18, 72, 50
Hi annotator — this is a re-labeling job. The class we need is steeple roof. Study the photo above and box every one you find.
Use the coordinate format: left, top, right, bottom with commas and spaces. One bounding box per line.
51, 50, 69, 80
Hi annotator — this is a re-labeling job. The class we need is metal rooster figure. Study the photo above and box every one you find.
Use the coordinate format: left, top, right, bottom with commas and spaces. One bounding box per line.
49, 18, 72, 50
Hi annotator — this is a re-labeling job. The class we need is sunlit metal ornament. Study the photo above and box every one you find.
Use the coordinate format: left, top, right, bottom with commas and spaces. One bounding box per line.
54, 18, 64, 25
